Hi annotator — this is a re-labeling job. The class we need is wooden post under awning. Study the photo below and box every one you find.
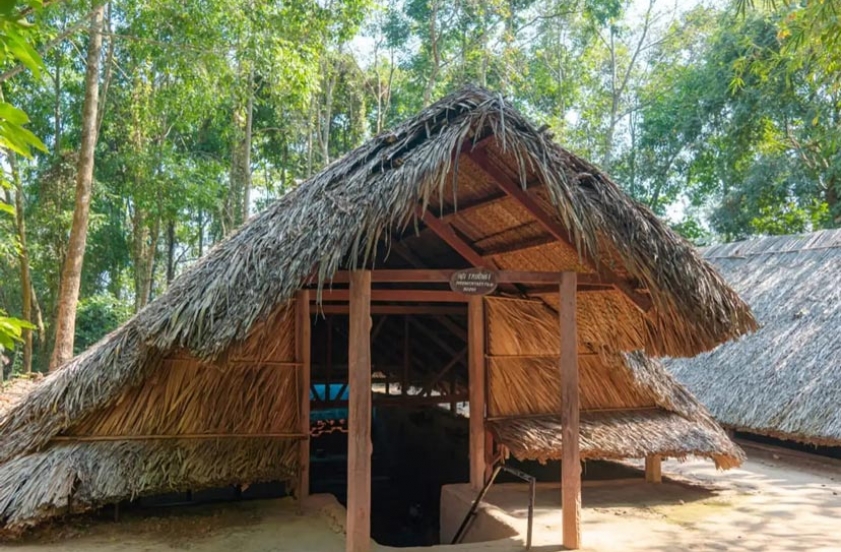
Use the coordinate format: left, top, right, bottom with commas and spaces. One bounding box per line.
560, 272, 581, 550
347, 271, 372, 552
295, 290, 311, 500
468, 296, 486, 491
645, 455, 662, 484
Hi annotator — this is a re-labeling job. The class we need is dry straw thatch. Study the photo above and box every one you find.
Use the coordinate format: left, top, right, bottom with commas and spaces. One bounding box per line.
0, 86, 752, 534
484, 297, 743, 469
669, 230, 841, 446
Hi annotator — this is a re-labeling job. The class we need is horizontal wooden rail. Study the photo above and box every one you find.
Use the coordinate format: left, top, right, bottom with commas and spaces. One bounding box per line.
314, 393, 468, 409
323, 269, 616, 286
316, 304, 466, 315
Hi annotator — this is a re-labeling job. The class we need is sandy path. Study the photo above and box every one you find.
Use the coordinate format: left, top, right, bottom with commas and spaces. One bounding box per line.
2, 444, 839, 552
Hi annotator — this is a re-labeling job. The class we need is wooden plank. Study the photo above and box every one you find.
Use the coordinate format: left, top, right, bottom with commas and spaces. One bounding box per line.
645, 455, 662, 484
347, 271, 372, 552
559, 271, 581, 550
468, 296, 486, 490
295, 290, 311, 500
469, 148, 652, 313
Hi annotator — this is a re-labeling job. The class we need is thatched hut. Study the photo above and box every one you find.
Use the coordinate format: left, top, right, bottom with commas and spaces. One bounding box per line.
0, 86, 754, 548
669, 230, 841, 447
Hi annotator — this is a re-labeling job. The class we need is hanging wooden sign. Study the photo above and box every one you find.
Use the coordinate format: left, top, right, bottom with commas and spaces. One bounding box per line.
449, 268, 498, 295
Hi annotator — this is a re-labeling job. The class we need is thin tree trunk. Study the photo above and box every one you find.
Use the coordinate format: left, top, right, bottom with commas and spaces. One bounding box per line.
242, 67, 254, 222
9, 154, 33, 373
50, 4, 105, 371
166, 219, 175, 284
423, 1, 441, 106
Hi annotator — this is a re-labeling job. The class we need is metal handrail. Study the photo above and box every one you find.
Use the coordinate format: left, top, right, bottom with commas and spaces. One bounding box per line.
451, 463, 536, 550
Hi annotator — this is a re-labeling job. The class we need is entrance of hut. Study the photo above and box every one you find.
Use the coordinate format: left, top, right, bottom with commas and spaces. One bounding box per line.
308, 310, 470, 547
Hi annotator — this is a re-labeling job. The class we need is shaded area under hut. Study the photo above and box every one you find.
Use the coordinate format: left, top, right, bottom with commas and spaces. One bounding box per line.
0, 86, 754, 550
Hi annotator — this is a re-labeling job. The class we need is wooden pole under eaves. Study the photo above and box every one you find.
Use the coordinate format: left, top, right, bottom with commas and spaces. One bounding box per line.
295, 290, 311, 500
346, 271, 372, 552
560, 272, 581, 550
645, 455, 662, 483
468, 296, 486, 490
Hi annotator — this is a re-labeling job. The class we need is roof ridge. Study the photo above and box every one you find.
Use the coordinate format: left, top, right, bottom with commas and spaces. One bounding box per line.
703, 228, 841, 259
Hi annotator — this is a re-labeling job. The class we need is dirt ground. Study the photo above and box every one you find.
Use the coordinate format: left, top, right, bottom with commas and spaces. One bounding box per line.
3, 443, 840, 552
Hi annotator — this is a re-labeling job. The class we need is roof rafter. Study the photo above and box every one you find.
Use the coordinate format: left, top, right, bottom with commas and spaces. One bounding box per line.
467, 147, 653, 313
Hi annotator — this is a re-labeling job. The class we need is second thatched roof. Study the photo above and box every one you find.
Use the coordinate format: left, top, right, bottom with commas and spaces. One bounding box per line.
669, 230, 841, 446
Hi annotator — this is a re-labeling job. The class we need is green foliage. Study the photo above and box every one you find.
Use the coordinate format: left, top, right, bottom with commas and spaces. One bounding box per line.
0, 311, 33, 351
73, 293, 132, 353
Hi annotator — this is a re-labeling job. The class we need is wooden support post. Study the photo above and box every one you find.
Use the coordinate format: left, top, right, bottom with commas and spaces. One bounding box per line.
645, 455, 662, 484
402, 315, 410, 396
485, 430, 495, 481
560, 272, 581, 550
296, 290, 312, 500
347, 271, 372, 552
468, 296, 486, 490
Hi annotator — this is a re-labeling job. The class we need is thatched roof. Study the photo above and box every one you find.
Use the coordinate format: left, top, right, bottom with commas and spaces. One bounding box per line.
484, 297, 743, 469
669, 230, 841, 446
0, 86, 751, 535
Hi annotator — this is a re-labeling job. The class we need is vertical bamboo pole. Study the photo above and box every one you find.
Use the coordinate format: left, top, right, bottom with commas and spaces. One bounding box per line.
560, 272, 580, 550
468, 296, 486, 490
296, 290, 312, 500
347, 271, 372, 552
645, 456, 662, 483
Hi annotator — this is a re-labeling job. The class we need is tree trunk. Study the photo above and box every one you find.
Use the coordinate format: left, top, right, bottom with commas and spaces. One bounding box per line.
166, 219, 176, 284
50, 4, 105, 371
242, 67, 254, 222
133, 208, 160, 311
9, 154, 33, 373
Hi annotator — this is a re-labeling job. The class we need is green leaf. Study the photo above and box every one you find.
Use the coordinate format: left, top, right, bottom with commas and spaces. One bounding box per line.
0, 201, 14, 216
5, 26, 43, 78
0, 102, 30, 125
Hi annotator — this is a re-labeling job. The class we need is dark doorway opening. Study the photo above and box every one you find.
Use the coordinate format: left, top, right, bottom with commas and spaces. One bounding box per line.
309, 401, 469, 547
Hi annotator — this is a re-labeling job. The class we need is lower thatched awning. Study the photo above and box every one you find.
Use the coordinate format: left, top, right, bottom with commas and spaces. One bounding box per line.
0, 437, 298, 536
487, 409, 744, 470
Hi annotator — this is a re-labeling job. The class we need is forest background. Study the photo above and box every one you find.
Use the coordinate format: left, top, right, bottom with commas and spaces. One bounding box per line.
0, 0, 838, 375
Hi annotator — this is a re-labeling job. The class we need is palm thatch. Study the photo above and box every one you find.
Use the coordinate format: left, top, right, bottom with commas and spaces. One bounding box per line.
484, 297, 743, 469
0, 377, 40, 418
669, 230, 841, 446
0, 86, 752, 535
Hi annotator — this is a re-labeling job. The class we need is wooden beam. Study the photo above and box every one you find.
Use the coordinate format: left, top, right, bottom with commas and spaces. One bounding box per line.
468, 296, 486, 490
316, 289, 468, 303
295, 290, 311, 500
315, 393, 468, 409
420, 348, 467, 396
325, 269, 621, 286
408, 317, 466, 364
480, 233, 556, 257
420, 208, 490, 268
645, 455, 662, 484
440, 190, 509, 219
402, 316, 410, 397
560, 272, 581, 550
347, 271, 372, 552
317, 304, 465, 315
468, 148, 652, 313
